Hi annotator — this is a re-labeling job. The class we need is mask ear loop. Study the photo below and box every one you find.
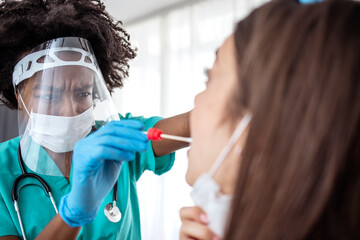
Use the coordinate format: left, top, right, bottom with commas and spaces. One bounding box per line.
207, 114, 252, 178
17, 92, 31, 118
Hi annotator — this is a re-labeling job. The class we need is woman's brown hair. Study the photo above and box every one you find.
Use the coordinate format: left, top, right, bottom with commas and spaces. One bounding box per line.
226, 0, 360, 239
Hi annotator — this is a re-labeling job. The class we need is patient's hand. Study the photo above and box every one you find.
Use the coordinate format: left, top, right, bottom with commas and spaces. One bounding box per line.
179, 206, 221, 240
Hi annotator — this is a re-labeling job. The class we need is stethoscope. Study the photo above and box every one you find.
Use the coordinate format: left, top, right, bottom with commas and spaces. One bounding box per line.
13, 144, 121, 239
12, 145, 58, 240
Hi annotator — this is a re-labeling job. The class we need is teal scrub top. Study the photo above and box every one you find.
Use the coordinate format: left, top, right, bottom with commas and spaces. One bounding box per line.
0, 113, 175, 239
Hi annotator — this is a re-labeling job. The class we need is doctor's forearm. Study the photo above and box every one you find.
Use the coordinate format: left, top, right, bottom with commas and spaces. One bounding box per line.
35, 214, 80, 240
152, 111, 190, 157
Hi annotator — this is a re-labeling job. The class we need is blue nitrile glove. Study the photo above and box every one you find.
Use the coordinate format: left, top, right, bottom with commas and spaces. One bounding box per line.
59, 120, 148, 227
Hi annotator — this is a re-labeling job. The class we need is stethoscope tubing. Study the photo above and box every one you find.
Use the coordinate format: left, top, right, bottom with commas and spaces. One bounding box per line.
13, 144, 58, 240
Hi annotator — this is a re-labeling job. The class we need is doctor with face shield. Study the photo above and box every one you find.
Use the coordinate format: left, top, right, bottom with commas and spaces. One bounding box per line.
0, 1, 189, 239
14, 37, 123, 178
10, 37, 149, 239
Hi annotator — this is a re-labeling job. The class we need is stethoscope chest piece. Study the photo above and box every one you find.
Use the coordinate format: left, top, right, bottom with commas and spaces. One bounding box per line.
104, 202, 121, 223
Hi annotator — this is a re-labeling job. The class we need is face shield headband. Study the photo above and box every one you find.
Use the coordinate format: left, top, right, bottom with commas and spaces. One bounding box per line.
13, 38, 102, 89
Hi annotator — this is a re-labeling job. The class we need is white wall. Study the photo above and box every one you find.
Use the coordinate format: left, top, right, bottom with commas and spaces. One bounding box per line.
0, 104, 18, 143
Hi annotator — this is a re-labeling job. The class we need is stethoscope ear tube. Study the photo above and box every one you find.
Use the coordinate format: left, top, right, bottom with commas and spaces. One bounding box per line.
14, 200, 27, 240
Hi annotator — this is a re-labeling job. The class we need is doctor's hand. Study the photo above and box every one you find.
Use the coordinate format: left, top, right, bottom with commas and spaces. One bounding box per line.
180, 206, 221, 240
59, 120, 148, 227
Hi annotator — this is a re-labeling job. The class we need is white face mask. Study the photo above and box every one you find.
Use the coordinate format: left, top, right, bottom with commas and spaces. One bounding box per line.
19, 94, 95, 153
190, 114, 252, 238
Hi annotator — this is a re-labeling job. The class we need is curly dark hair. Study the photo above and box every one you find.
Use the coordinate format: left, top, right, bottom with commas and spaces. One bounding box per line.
0, 0, 136, 109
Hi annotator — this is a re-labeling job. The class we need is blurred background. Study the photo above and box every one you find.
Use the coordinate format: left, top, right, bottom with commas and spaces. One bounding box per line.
0, 0, 268, 239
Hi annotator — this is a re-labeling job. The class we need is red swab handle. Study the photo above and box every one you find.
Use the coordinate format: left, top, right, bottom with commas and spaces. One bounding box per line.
147, 128, 163, 141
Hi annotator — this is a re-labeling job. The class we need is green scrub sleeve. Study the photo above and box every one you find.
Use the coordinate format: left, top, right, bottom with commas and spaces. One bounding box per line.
0, 194, 19, 237
120, 113, 176, 181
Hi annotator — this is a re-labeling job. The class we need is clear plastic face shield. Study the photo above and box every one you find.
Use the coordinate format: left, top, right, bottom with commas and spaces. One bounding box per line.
13, 37, 119, 177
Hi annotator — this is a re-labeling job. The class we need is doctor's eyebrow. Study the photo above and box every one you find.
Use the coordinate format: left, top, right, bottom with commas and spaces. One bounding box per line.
74, 84, 94, 91
33, 84, 93, 92
33, 85, 60, 92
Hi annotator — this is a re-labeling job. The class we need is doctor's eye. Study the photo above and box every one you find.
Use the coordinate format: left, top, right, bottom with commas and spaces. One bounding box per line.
36, 93, 60, 101
76, 92, 92, 98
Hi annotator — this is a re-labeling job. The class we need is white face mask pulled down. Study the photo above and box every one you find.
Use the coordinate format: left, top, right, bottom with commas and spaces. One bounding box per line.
19, 94, 95, 153
190, 114, 252, 238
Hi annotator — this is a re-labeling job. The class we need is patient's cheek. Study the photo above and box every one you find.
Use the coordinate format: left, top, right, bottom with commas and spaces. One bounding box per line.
185, 170, 194, 186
